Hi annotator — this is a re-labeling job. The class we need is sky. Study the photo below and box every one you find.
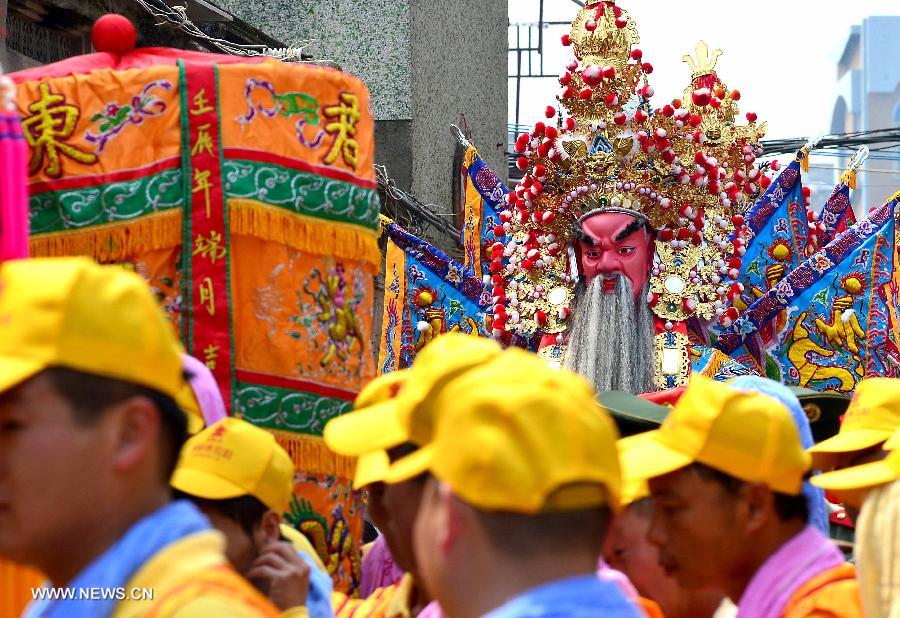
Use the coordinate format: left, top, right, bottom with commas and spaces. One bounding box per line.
509, 0, 899, 140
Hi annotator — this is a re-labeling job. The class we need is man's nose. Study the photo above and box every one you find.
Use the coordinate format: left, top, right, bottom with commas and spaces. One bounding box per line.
595, 251, 621, 273
647, 510, 667, 547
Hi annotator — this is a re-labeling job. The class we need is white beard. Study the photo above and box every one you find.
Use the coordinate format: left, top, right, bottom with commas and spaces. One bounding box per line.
562, 275, 656, 394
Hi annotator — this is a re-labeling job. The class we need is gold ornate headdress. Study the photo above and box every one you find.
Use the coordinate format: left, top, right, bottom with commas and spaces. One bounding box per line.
491, 1, 770, 385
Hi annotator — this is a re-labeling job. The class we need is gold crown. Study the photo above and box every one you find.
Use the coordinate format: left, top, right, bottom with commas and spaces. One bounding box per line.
682, 41, 722, 80
496, 1, 770, 344
570, 3, 640, 68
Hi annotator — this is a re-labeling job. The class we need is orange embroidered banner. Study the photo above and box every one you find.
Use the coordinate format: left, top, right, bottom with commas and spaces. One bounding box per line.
12, 47, 379, 595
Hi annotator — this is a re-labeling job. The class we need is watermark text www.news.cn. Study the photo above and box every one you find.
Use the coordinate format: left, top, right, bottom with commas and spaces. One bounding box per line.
31, 587, 154, 601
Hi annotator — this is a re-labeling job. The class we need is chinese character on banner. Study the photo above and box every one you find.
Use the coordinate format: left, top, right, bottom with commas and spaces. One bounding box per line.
193, 168, 213, 217
203, 344, 219, 370
22, 82, 97, 177
198, 277, 216, 316
191, 123, 214, 157
190, 89, 214, 116
322, 92, 360, 168
193, 231, 226, 263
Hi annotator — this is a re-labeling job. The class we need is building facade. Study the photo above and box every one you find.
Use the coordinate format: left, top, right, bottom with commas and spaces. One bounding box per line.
831, 16, 900, 213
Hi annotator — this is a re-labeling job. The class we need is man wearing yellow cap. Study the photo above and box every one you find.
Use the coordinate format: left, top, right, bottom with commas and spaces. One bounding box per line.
353, 339, 642, 617
619, 375, 862, 618
325, 335, 510, 617
807, 378, 900, 521
812, 430, 900, 617
605, 450, 728, 618
171, 417, 334, 618
0, 257, 278, 617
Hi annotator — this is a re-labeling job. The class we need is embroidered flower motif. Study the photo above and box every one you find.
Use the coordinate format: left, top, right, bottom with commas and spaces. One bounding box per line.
811, 251, 834, 274
773, 278, 795, 304
446, 264, 462, 284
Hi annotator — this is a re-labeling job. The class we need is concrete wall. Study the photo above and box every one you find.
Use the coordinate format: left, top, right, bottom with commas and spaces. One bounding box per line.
409, 0, 507, 211
218, 0, 507, 207
216, 0, 413, 121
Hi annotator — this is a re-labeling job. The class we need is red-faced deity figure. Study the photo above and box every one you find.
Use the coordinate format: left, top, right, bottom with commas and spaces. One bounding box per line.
576, 210, 654, 302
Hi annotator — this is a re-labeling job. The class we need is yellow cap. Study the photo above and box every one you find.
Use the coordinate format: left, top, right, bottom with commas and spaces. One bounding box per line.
383, 347, 622, 513
348, 370, 411, 489
171, 418, 295, 513
807, 378, 900, 469
811, 447, 900, 494
323, 334, 502, 457
886, 428, 900, 450
0, 257, 185, 400
616, 439, 650, 505
618, 374, 810, 496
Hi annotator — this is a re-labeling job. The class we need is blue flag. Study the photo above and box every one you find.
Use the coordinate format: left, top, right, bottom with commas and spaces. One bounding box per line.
380, 222, 489, 372
718, 191, 900, 392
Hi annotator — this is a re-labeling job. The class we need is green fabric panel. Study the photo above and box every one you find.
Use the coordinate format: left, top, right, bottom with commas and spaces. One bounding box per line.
222, 159, 380, 229
234, 381, 353, 436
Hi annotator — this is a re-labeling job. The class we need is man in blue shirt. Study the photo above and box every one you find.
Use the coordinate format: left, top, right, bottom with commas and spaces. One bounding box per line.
330, 334, 642, 618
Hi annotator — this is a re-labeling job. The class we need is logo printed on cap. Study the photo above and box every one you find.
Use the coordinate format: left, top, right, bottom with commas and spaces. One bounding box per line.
190, 424, 234, 460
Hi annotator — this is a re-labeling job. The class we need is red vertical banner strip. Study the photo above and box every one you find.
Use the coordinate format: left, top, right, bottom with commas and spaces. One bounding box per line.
179, 60, 233, 411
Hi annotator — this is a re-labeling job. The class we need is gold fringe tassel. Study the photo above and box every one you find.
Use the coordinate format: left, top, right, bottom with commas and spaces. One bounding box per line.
269, 429, 357, 479
840, 169, 857, 190
463, 145, 478, 168
230, 199, 380, 272
29, 210, 183, 261
29, 202, 380, 271
800, 149, 810, 173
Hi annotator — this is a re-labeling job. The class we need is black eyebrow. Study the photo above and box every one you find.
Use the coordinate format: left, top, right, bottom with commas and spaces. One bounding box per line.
613, 218, 647, 242
573, 223, 595, 245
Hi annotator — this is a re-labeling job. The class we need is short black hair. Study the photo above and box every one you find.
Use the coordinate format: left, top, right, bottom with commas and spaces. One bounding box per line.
45, 366, 188, 479
175, 492, 268, 535
474, 505, 612, 558
690, 462, 809, 523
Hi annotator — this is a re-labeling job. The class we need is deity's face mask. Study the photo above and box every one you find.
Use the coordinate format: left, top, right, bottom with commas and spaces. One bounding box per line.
577, 211, 653, 302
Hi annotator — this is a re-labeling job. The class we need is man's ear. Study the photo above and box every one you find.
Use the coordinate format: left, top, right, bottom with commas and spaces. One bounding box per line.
109, 396, 161, 475
443, 485, 473, 555
259, 509, 282, 544
742, 482, 776, 534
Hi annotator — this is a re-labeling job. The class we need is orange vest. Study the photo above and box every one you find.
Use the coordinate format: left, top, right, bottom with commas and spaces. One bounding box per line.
781, 563, 863, 618
0, 559, 43, 618
333, 574, 414, 618
637, 597, 665, 618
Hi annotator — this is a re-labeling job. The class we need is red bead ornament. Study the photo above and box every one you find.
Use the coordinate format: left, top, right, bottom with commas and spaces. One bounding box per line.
746, 112, 758, 122
92, 14, 137, 55
545, 106, 556, 119
691, 88, 712, 107
582, 65, 603, 86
